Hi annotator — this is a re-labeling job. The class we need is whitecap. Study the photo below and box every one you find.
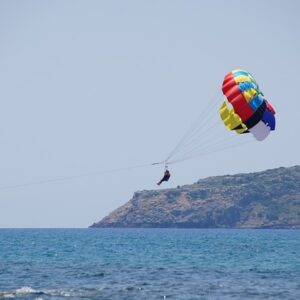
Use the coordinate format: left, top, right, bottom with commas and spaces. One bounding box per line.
1, 294, 15, 299
0, 287, 103, 299
16, 287, 39, 295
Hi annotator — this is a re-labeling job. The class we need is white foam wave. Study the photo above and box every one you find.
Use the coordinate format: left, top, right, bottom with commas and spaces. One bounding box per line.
1, 294, 14, 299
16, 286, 39, 295
0, 286, 103, 299
0, 287, 41, 299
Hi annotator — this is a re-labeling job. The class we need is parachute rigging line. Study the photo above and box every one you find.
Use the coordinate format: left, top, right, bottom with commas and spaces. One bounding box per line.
163, 91, 239, 165
168, 137, 255, 165
161, 86, 259, 165
165, 92, 221, 163
0, 162, 161, 191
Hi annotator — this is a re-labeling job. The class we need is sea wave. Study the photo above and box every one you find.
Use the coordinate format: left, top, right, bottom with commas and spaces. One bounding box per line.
0, 286, 103, 299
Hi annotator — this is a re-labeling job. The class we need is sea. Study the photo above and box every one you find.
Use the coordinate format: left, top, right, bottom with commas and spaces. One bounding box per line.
0, 229, 299, 300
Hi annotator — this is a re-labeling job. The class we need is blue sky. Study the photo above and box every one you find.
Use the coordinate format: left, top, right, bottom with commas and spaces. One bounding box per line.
0, 0, 299, 227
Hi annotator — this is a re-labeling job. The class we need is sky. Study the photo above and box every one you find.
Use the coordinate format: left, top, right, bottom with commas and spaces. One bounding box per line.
0, 0, 299, 228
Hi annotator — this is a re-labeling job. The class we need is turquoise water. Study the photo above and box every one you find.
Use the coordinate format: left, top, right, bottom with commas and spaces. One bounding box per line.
0, 229, 299, 299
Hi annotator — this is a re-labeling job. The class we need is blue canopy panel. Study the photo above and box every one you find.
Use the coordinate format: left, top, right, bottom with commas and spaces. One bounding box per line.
249, 95, 264, 111
262, 109, 275, 130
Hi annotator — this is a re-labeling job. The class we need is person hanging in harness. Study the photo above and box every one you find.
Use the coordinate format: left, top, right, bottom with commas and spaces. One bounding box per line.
157, 168, 171, 185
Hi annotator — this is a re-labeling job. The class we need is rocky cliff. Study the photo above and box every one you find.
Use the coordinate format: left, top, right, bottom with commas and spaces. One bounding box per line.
90, 166, 300, 229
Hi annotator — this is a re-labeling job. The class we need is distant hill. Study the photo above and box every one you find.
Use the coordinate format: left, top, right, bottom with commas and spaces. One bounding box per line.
90, 166, 300, 229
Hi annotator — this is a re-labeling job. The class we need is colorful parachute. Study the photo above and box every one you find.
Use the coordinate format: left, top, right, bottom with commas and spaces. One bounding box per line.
220, 69, 276, 141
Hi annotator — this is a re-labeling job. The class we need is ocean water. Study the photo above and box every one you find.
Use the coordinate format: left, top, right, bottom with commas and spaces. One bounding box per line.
0, 229, 299, 300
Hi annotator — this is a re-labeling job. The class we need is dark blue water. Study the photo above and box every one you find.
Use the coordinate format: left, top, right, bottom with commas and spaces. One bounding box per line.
0, 229, 299, 299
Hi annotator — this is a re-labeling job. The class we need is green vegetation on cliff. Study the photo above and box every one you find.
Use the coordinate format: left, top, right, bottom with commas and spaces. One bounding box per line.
90, 166, 300, 228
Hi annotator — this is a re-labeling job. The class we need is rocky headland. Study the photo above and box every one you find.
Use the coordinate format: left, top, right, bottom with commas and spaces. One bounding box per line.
90, 166, 300, 229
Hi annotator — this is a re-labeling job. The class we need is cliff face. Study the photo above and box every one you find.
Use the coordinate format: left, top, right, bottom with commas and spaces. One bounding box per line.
90, 166, 300, 229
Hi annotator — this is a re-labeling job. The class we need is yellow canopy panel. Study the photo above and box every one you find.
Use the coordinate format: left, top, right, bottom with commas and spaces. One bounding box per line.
219, 101, 248, 133
242, 88, 258, 102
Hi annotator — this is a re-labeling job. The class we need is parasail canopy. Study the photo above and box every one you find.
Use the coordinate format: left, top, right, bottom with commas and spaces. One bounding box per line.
220, 69, 276, 141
